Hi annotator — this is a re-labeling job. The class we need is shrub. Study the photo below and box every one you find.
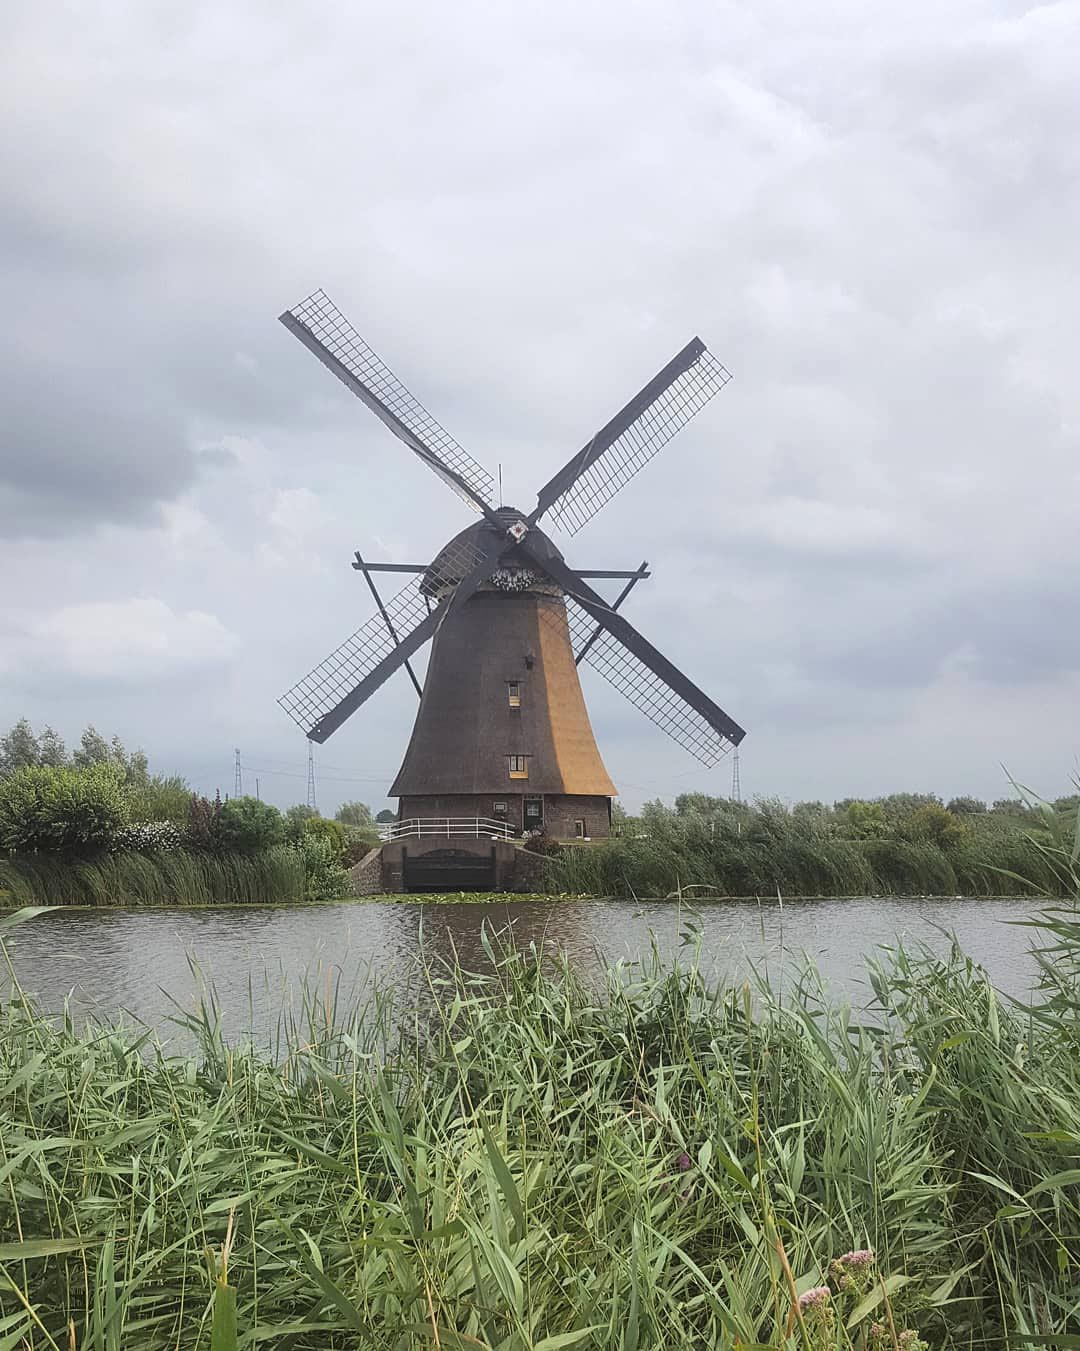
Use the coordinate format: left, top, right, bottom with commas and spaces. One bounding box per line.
336, 800, 374, 828
0, 763, 128, 854
187, 793, 222, 850
303, 815, 345, 860
902, 803, 968, 850
295, 834, 350, 901
126, 774, 193, 823
113, 821, 183, 853
947, 795, 987, 815
214, 796, 285, 851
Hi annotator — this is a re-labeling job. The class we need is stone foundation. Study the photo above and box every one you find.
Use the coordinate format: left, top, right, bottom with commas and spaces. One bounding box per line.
348, 838, 552, 895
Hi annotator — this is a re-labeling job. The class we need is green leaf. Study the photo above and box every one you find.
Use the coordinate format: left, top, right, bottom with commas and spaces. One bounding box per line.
846, 1275, 914, 1328
0, 906, 52, 934
211, 1279, 238, 1351
1026, 1169, 1080, 1197
534, 1329, 606, 1350
481, 1119, 525, 1234
0, 1237, 95, 1260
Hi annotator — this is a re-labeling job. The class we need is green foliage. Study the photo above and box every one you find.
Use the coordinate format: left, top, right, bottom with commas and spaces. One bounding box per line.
0, 763, 129, 854
375, 808, 396, 824
0, 717, 67, 776
844, 800, 888, 839
302, 815, 345, 859
0, 846, 304, 906
946, 795, 987, 814
214, 796, 285, 851
900, 803, 968, 849
335, 799, 373, 828
188, 793, 223, 850
2, 925, 1080, 1345
294, 833, 350, 902
547, 794, 1058, 899
126, 773, 193, 823
285, 803, 318, 832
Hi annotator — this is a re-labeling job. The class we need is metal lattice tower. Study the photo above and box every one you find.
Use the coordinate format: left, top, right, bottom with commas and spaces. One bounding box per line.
234, 748, 242, 798
306, 739, 318, 813
731, 747, 742, 802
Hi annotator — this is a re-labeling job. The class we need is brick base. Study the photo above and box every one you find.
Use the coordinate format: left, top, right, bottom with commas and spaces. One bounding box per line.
397, 793, 611, 840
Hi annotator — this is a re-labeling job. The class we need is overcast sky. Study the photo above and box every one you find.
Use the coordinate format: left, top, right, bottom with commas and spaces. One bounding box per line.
2, 0, 1077, 814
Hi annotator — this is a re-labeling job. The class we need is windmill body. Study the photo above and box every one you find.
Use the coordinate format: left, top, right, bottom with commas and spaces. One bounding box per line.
391, 513, 616, 838
277, 290, 746, 877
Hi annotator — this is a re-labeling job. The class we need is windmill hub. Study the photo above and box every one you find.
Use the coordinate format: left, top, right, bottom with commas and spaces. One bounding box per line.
277, 288, 745, 878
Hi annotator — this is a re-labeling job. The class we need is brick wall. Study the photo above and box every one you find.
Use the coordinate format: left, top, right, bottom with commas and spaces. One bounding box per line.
397, 793, 611, 839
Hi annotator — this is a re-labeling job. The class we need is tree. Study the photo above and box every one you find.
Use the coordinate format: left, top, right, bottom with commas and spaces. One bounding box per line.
72, 725, 111, 769
991, 798, 1030, 817
37, 726, 68, 767
0, 763, 129, 854
303, 816, 345, 860
877, 793, 943, 824
336, 801, 373, 828
844, 801, 888, 839
214, 796, 285, 851
902, 803, 967, 849
947, 796, 987, 815
127, 774, 193, 823
375, 809, 396, 824
0, 719, 41, 778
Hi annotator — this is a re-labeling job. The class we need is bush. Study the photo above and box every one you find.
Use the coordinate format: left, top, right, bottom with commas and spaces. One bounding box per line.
302, 816, 345, 860
126, 774, 193, 823
0, 763, 129, 854
213, 796, 284, 851
113, 821, 183, 853
295, 834, 350, 901
901, 803, 968, 850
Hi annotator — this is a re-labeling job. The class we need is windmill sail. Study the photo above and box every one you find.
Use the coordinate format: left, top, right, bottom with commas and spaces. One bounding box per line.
531, 338, 731, 535
280, 290, 495, 512
563, 599, 737, 767
279, 530, 494, 742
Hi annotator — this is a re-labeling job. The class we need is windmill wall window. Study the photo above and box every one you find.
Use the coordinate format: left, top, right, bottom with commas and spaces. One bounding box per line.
574, 819, 587, 838
508, 755, 529, 779
507, 682, 521, 708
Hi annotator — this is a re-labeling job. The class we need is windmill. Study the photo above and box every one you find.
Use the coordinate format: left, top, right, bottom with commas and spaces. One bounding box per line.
277, 290, 745, 842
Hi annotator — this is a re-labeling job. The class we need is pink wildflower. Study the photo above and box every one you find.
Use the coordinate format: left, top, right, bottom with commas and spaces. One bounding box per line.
837, 1248, 874, 1268
797, 1286, 831, 1311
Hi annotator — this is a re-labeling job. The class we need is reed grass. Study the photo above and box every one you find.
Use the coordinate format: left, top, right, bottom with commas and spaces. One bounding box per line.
2, 904, 1079, 1348
0, 846, 305, 908
548, 811, 1063, 899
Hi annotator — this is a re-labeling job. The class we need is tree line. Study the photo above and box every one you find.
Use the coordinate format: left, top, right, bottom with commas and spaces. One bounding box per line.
0, 718, 384, 905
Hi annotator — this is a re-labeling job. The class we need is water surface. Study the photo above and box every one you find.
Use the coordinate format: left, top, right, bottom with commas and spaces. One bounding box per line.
2, 895, 1044, 1048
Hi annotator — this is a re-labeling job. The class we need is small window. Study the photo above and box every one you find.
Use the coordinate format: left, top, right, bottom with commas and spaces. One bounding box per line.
507, 681, 521, 708
493, 801, 508, 815
575, 819, 586, 838
525, 797, 542, 817
508, 755, 529, 779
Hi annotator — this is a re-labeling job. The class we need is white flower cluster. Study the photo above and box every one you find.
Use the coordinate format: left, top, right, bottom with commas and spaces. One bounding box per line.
113, 821, 184, 853
490, 568, 536, 592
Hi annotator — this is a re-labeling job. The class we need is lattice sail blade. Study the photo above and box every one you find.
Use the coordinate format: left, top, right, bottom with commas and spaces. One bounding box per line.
281, 290, 495, 512
560, 597, 739, 768
533, 339, 732, 536
279, 531, 488, 740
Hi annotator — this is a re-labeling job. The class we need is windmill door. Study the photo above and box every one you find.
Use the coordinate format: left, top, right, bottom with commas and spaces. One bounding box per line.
524, 796, 544, 832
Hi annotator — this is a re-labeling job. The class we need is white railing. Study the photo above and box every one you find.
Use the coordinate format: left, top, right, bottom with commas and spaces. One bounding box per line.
379, 817, 515, 842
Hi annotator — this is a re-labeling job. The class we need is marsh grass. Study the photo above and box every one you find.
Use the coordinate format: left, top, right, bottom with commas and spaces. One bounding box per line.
549, 810, 1063, 900
1, 906, 1079, 1349
0, 847, 305, 908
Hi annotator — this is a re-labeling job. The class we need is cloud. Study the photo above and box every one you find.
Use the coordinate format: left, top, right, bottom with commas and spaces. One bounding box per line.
0, 0, 1077, 810
2, 598, 238, 689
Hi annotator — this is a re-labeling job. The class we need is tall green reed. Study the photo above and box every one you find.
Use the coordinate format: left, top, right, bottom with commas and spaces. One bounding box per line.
2, 908, 1079, 1348
0, 846, 305, 908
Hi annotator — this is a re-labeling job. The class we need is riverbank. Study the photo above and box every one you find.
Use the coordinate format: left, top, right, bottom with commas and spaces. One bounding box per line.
2, 906, 1078, 1347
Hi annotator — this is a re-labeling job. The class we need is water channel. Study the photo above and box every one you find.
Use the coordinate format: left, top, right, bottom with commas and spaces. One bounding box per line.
2, 895, 1048, 1048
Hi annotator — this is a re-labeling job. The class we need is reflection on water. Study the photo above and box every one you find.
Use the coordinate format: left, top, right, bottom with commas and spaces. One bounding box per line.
2, 896, 1043, 1048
